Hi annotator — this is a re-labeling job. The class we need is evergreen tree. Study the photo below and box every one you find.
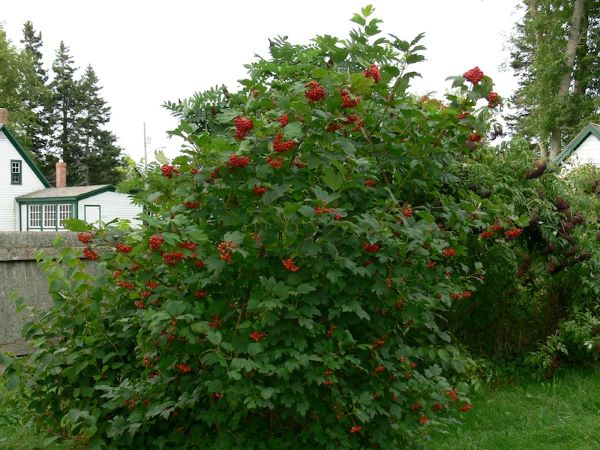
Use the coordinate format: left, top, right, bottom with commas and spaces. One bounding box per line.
78, 65, 124, 185
508, 0, 599, 158
48, 41, 84, 185
20, 21, 52, 165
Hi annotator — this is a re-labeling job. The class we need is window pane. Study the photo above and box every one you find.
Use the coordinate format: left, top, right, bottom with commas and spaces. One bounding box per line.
29, 205, 41, 228
43, 204, 56, 229
58, 204, 72, 228
11, 161, 21, 184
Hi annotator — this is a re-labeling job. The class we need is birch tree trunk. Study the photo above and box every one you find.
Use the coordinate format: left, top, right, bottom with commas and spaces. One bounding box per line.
549, 0, 586, 158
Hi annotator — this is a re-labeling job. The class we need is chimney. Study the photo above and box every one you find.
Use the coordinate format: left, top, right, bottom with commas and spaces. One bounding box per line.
56, 160, 67, 188
0, 108, 7, 125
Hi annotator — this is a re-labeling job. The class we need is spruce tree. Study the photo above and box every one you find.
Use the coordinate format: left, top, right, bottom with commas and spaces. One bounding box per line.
20, 21, 52, 165
78, 65, 124, 185
48, 41, 84, 185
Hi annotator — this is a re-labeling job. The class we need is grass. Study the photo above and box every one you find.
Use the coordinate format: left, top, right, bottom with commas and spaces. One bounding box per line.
2, 367, 600, 449
427, 365, 600, 450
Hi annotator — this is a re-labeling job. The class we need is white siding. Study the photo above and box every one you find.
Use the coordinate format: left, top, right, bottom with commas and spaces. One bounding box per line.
78, 191, 142, 226
564, 135, 600, 170
0, 131, 46, 231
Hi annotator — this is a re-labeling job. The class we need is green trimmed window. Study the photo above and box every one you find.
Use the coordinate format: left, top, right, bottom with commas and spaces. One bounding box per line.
11, 160, 22, 185
27, 203, 74, 230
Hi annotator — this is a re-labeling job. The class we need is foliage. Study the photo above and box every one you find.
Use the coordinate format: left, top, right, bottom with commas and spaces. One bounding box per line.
446, 141, 600, 358
4, 5, 599, 449
508, 0, 600, 157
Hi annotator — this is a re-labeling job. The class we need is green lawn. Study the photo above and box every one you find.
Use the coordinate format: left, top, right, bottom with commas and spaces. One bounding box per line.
3, 367, 600, 449
427, 365, 600, 450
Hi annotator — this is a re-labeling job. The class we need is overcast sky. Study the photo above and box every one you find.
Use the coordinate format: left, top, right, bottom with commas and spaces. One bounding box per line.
2, 0, 522, 162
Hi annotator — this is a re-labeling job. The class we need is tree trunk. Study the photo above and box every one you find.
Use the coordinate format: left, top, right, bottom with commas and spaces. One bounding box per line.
549, 0, 586, 158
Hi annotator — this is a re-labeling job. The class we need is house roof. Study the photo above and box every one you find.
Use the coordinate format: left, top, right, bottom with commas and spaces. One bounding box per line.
0, 124, 51, 187
554, 123, 600, 165
16, 185, 115, 203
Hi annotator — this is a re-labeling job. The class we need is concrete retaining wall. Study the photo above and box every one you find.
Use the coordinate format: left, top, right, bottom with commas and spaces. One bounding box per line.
0, 232, 82, 354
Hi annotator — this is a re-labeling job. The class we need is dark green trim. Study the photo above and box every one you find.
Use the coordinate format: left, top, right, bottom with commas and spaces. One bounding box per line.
84, 204, 101, 223
0, 125, 51, 187
10, 159, 22, 185
18, 203, 22, 231
554, 123, 600, 165
16, 185, 116, 204
25, 201, 75, 231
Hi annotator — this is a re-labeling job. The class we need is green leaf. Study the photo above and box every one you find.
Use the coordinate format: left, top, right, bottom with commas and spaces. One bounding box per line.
313, 186, 339, 205
283, 122, 303, 140
321, 167, 343, 191
64, 219, 90, 232
207, 330, 222, 346
261, 387, 276, 400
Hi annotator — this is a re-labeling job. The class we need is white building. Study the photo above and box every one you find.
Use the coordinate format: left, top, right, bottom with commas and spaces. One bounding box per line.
555, 123, 600, 168
0, 111, 142, 232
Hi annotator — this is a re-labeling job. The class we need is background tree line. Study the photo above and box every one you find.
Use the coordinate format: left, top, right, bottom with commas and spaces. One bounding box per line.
0, 21, 123, 186
509, 0, 599, 158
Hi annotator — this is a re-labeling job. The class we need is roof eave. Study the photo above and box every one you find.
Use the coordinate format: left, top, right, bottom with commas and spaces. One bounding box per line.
0, 125, 51, 187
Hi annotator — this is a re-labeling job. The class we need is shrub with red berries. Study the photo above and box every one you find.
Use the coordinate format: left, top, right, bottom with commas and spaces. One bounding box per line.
13, 7, 599, 450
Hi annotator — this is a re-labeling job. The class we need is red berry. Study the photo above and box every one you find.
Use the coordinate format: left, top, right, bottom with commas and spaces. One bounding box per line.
281, 258, 300, 272
161, 164, 178, 178
276, 114, 289, 127
82, 247, 98, 260
249, 331, 266, 342
463, 66, 484, 85
77, 231, 94, 244
115, 242, 133, 254
149, 235, 164, 250
266, 157, 284, 169
340, 89, 361, 108
305, 81, 326, 102
273, 133, 296, 153
442, 247, 456, 257
253, 186, 268, 196
227, 154, 251, 168
364, 64, 382, 83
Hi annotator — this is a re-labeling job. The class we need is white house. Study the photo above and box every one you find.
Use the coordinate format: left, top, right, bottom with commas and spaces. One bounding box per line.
0, 111, 142, 232
554, 123, 600, 168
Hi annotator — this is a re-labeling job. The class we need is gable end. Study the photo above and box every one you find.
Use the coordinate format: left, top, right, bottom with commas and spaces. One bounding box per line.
555, 123, 600, 166
0, 125, 51, 187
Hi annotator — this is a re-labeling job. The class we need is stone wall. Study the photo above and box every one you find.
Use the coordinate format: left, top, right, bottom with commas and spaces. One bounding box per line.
0, 232, 81, 354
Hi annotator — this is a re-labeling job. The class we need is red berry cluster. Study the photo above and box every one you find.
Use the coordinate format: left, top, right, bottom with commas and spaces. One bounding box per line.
162, 251, 185, 265
463, 66, 484, 85
218, 240, 236, 263
179, 241, 197, 250
253, 186, 268, 196
305, 81, 326, 102
249, 330, 265, 342
487, 91, 501, 108
176, 363, 192, 374
266, 157, 284, 169
140, 290, 151, 298
364, 64, 381, 83
457, 112, 470, 120
315, 205, 335, 215
233, 116, 253, 140
419, 416, 430, 425
194, 290, 208, 299
184, 200, 200, 209
77, 231, 94, 244
282, 258, 300, 272
273, 133, 296, 152
134, 300, 145, 309
403, 207, 413, 218
345, 114, 364, 131
161, 164, 178, 178
362, 242, 380, 253
195, 259, 206, 268
364, 179, 376, 187
276, 114, 289, 127
504, 227, 523, 239
146, 280, 158, 289
411, 402, 421, 411
83, 247, 98, 260
350, 425, 362, 434
442, 247, 456, 257
327, 122, 341, 132
117, 280, 134, 289
450, 291, 472, 300
459, 403, 474, 413
149, 235, 164, 250
479, 230, 494, 239
372, 337, 385, 349
228, 154, 251, 168
208, 315, 222, 329
468, 133, 482, 142
115, 243, 133, 254
340, 89, 361, 108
